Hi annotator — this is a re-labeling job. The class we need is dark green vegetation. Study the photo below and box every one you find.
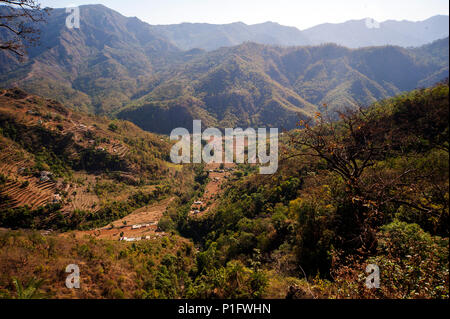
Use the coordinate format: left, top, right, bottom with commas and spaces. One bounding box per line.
161, 83, 449, 298
0, 5, 448, 134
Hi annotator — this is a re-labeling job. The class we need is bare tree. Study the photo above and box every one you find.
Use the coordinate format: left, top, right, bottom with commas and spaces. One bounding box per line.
285, 95, 449, 243
0, 0, 49, 57
286, 108, 388, 195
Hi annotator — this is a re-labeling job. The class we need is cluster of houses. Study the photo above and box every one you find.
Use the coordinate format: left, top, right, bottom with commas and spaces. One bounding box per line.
52, 194, 62, 204
118, 221, 165, 242
119, 232, 166, 242
120, 236, 151, 242
39, 171, 53, 182
208, 167, 234, 173
190, 200, 204, 215
131, 222, 157, 230
77, 124, 89, 131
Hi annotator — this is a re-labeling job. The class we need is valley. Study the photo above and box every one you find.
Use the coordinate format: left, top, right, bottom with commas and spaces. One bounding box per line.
0, 2, 448, 301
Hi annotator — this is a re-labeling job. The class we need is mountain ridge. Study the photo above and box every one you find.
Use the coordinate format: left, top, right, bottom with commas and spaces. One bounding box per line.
24, 4, 449, 51
0, 4, 448, 134
116, 39, 448, 133
303, 15, 449, 49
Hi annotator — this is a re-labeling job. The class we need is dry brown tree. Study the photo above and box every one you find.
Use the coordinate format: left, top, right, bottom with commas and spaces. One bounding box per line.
0, 0, 49, 56
286, 107, 388, 196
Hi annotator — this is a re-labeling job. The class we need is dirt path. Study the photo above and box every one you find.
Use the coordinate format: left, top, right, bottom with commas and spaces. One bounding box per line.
189, 163, 236, 217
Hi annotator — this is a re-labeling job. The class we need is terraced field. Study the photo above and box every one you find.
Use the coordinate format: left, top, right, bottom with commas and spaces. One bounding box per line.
63, 184, 99, 212
1, 88, 178, 238
0, 138, 56, 210
0, 178, 56, 209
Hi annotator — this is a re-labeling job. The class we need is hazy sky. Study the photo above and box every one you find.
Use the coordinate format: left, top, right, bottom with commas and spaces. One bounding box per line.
39, 0, 449, 30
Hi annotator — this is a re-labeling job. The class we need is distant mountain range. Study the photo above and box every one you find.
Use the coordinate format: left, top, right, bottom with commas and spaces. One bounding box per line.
0, 4, 448, 134
303, 15, 449, 49
153, 15, 449, 51
151, 21, 311, 51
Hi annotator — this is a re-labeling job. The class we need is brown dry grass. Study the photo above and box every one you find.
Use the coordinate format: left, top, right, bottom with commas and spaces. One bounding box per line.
0, 229, 194, 299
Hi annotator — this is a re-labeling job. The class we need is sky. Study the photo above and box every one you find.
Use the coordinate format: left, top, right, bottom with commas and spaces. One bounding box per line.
38, 0, 449, 30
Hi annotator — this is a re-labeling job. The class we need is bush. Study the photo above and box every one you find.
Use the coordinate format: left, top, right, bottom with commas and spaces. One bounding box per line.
158, 217, 175, 232
108, 123, 119, 132
329, 220, 449, 299
371, 221, 449, 298
20, 181, 29, 189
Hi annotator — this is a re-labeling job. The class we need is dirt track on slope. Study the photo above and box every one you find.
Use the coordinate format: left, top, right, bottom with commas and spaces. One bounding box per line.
189, 163, 236, 217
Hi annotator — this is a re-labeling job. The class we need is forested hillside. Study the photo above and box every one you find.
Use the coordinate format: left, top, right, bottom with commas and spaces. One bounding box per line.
0, 5, 183, 113
118, 40, 449, 133
161, 82, 449, 298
